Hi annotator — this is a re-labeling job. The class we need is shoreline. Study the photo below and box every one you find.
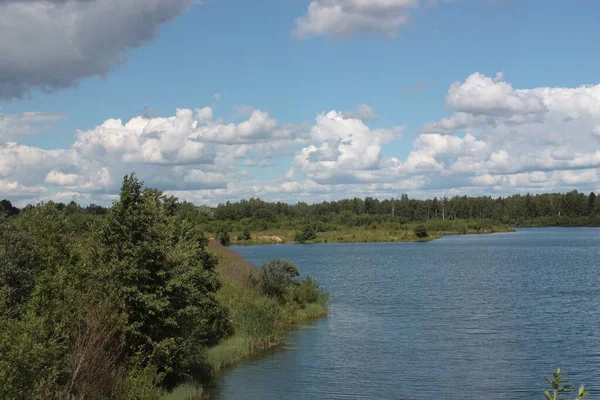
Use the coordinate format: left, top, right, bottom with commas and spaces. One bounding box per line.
229, 226, 516, 246
229, 224, 599, 246
166, 242, 328, 399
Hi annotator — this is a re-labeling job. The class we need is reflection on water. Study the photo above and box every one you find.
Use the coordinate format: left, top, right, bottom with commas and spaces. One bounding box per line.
208, 228, 600, 399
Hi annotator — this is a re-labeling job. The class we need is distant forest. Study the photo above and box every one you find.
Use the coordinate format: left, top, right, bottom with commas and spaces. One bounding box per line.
2, 190, 599, 230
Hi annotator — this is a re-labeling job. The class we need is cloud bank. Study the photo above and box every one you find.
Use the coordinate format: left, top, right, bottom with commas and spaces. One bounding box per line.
1, 73, 599, 206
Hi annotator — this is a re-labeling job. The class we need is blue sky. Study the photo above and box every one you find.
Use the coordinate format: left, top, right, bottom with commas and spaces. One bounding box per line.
1, 0, 600, 206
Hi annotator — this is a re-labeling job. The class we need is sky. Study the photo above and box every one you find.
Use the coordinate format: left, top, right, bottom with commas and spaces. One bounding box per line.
1, 0, 600, 207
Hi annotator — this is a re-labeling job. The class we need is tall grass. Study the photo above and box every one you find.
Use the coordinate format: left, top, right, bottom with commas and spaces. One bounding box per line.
201, 241, 328, 373
159, 383, 203, 400
229, 219, 514, 245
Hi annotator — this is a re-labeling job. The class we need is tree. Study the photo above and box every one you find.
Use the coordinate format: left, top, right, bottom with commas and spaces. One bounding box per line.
217, 226, 231, 246
259, 259, 300, 300
0, 200, 19, 217
241, 228, 251, 241
294, 225, 317, 243
98, 173, 230, 380
588, 192, 597, 214
0, 218, 39, 310
414, 225, 428, 239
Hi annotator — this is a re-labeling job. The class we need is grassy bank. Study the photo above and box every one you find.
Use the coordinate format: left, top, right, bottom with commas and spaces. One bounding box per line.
228, 219, 514, 245
204, 241, 327, 372
161, 241, 327, 399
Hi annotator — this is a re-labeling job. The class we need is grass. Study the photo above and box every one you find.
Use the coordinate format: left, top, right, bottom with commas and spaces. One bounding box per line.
159, 383, 203, 400
202, 241, 328, 373
229, 219, 514, 245
295, 302, 327, 321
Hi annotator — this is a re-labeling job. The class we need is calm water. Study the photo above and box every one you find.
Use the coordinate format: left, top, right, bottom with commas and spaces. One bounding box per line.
208, 228, 600, 399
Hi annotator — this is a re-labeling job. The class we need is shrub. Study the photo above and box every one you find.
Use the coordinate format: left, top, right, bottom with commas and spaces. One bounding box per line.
286, 277, 328, 307
414, 225, 428, 239
294, 226, 316, 243
216, 227, 231, 246
241, 228, 251, 241
259, 259, 299, 300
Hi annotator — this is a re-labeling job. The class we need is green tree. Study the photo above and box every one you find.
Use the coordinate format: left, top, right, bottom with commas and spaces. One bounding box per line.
217, 226, 231, 246
294, 225, 317, 243
0, 218, 39, 311
241, 228, 252, 241
98, 173, 230, 381
414, 225, 428, 239
0, 200, 19, 217
259, 259, 300, 300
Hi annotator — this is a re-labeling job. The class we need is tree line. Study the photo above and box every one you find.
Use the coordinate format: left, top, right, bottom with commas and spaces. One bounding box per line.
2, 190, 599, 235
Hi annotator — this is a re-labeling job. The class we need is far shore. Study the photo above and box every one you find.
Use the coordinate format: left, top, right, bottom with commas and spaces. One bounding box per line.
228, 225, 516, 246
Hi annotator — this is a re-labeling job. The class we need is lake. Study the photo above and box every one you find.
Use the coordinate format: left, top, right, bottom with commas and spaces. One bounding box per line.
208, 228, 600, 399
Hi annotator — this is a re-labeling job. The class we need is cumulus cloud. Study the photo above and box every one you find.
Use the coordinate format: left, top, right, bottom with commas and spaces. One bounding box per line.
293, 0, 459, 39
415, 72, 600, 193
0, 111, 69, 140
2, 78, 600, 206
0, 0, 193, 99
294, 0, 418, 39
294, 110, 403, 184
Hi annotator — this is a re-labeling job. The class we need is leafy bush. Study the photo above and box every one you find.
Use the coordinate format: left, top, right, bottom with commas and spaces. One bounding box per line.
286, 276, 328, 307
216, 226, 231, 246
414, 225, 428, 239
259, 259, 300, 300
241, 228, 252, 241
294, 226, 316, 243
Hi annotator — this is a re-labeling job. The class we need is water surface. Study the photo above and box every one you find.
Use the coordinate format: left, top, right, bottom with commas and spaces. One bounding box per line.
210, 228, 600, 399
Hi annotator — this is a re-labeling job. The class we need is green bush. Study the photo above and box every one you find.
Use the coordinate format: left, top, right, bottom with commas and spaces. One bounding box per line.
259, 259, 300, 300
217, 227, 231, 246
294, 226, 316, 243
414, 225, 428, 239
286, 276, 328, 307
241, 228, 252, 241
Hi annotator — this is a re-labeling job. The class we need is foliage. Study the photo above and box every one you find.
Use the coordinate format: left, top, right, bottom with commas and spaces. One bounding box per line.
0, 199, 20, 217
0, 173, 234, 398
259, 258, 300, 300
216, 225, 231, 246
0, 218, 40, 310
97, 174, 231, 383
294, 225, 317, 243
202, 244, 328, 376
414, 225, 428, 239
286, 276, 328, 307
543, 369, 588, 400
241, 228, 252, 241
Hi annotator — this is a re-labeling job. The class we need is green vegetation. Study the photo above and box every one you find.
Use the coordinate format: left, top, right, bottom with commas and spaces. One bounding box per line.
2, 189, 598, 246
0, 174, 327, 399
413, 224, 428, 239
543, 369, 588, 400
203, 242, 327, 373
216, 225, 231, 246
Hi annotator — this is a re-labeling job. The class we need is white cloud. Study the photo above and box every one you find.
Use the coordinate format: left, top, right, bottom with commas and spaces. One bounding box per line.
0, 0, 193, 99
294, 110, 403, 184
294, 0, 419, 39
2, 77, 600, 207
45, 170, 80, 186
